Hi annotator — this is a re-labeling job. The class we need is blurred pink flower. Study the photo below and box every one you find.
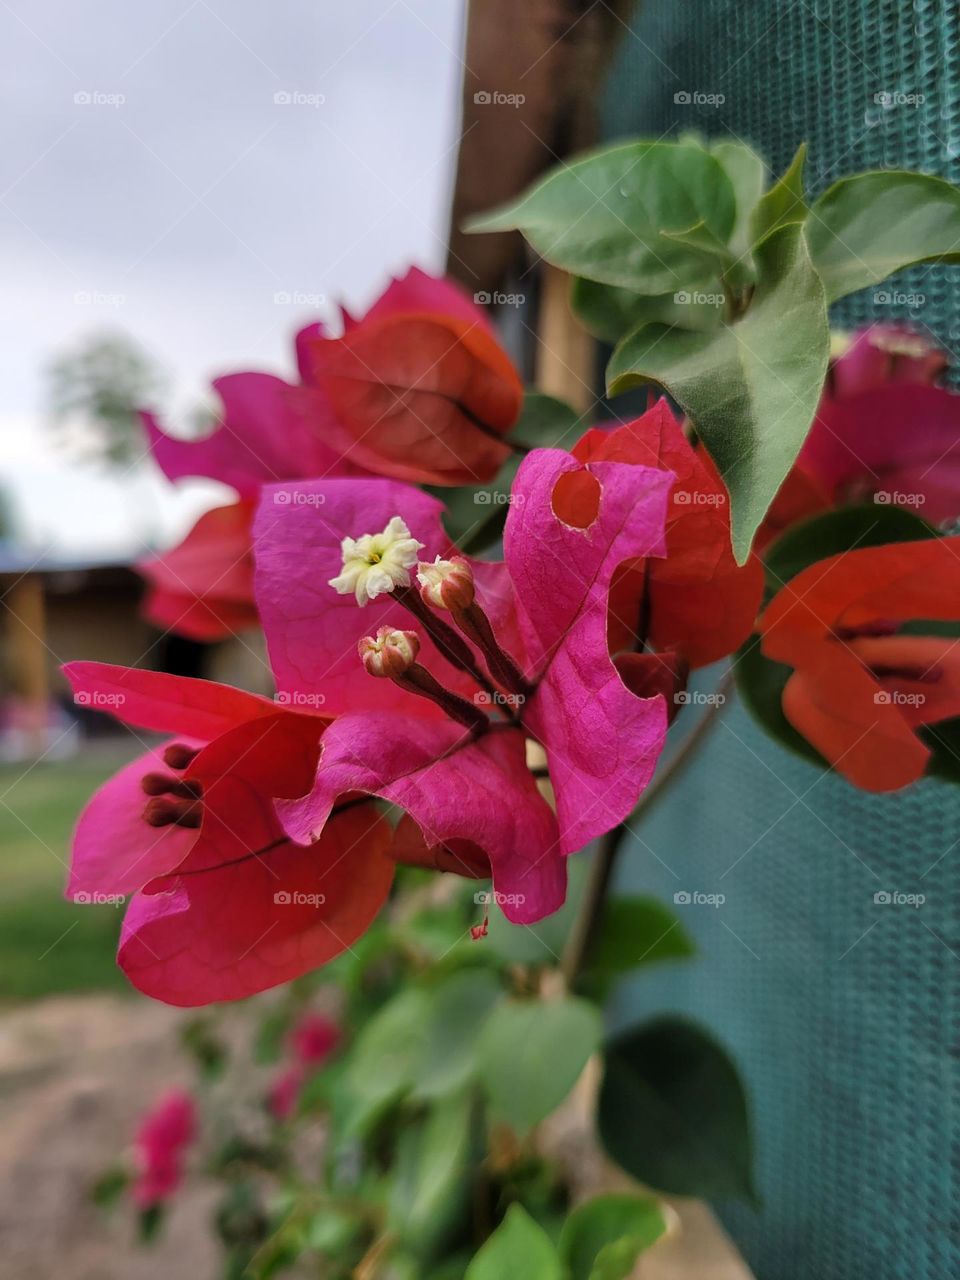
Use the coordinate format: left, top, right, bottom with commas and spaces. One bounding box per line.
131, 1089, 197, 1208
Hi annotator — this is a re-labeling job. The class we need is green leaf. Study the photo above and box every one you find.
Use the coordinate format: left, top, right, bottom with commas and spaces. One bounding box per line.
388, 1091, 475, 1254
710, 139, 767, 258
466, 1204, 564, 1280
598, 1015, 757, 1204
511, 391, 583, 448
559, 1193, 667, 1280
341, 987, 432, 1134
608, 221, 830, 563
807, 169, 960, 302
750, 143, 807, 244
411, 968, 503, 1100
571, 277, 724, 345
478, 995, 601, 1132
738, 503, 941, 769
465, 140, 737, 293
589, 896, 695, 979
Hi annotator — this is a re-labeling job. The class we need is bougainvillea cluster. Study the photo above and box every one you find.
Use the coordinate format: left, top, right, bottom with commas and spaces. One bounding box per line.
66, 275, 960, 1007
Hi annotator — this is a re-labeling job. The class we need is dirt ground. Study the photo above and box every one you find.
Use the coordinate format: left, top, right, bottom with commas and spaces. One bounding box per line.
0, 995, 220, 1280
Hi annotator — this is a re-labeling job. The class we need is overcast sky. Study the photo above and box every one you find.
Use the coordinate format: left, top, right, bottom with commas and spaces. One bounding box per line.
0, 0, 465, 555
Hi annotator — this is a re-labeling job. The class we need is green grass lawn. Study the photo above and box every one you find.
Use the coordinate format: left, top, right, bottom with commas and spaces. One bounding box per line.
0, 744, 141, 1000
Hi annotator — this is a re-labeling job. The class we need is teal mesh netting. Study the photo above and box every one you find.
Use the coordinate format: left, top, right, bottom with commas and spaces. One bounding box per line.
600, 3, 960, 1277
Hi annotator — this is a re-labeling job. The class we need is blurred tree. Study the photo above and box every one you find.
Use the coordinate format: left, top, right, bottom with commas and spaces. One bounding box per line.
46, 331, 166, 468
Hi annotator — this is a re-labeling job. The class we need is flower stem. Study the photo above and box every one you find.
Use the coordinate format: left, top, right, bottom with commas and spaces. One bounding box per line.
560, 670, 734, 986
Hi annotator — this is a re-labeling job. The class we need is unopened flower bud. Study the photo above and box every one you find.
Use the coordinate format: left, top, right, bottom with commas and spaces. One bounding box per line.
358, 626, 420, 678
417, 556, 475, 610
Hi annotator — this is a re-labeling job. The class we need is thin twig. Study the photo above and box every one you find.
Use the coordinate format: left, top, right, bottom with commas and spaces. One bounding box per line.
560, 669, 735, 986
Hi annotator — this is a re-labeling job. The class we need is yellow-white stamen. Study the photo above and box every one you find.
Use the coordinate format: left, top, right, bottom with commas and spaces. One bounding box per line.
328, 515, 424, 606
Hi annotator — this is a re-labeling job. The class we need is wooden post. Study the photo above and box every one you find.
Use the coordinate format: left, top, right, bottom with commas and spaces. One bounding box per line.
5, 575, 50, 755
